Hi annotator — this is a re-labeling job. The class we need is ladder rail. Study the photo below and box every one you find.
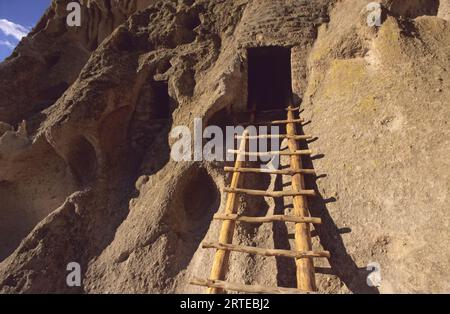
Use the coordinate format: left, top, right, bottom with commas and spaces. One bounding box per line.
286, 105, 317, 291
207, 128, 249, 294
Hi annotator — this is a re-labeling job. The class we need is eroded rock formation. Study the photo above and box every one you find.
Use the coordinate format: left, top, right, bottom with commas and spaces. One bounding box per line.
0, 0, 448, 293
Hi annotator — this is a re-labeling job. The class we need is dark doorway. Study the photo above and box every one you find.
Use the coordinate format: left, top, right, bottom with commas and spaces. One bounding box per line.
248, 47, 293, 111
151, 81, 171, 119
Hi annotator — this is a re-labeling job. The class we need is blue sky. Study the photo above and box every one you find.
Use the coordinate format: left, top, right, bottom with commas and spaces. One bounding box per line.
0, 0, 51, 61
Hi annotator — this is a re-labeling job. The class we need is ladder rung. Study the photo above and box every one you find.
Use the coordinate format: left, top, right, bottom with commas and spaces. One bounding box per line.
202, 242, 330, 259
236, 134, 313, 140
228, 149, 313, 156
243, 106, 301, 114
224, 166, 316, 175
214, 214, 322, 224
241, 118, 304, 126
224, 187, 316, 197
190, 278, 310, 294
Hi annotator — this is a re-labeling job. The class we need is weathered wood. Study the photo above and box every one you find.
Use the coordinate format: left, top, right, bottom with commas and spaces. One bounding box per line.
223, 166, 316, 175
286, 105, 317, 291
224, 187, 316, 197
228, 149, 313, 156
243, 106, 301, 114
190, 278, 310, 294
202, 242, 330, 259
214, 214, 322, 224
236, 134, 313, 140
241, 118, 304, 126
263, 118, 304, 124
208, 129, 249, 294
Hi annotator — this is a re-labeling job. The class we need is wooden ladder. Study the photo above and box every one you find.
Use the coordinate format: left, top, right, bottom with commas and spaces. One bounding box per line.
190, 105, 329, 294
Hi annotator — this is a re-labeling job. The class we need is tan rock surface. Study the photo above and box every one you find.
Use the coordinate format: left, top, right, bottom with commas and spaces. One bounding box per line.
0, 0, 448, 293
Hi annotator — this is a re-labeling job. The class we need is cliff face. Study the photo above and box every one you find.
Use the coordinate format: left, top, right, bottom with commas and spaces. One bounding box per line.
0, 0, 448, 293
304, 0, 450, 293
0, 0, 158, 126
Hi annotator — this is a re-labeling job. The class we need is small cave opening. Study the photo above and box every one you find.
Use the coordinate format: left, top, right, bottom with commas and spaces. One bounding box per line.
170, 11, 202, 47
67, 136, 98, 186
206, 107, 235, 129
35, 81, 70, 112
129, 78, 176, 176
203, 107, 244, 165
389, 0, 440, 18
44, 51, 62, 68
150, 81, 171, 120
247, 46, 293, 112
182, 168, 220, 224
164, 167, 220, 277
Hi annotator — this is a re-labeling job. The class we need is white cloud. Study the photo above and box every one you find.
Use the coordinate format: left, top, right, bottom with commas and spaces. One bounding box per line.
0, 39, 15, 50
0, 19, 29, 40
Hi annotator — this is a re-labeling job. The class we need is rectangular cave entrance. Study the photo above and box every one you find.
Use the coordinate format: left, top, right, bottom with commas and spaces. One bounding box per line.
247, 46, 293, 112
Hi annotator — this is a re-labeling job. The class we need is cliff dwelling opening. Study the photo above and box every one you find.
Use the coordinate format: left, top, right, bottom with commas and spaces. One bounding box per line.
182, 168, 220, 224
67, 136, 98, 186
31, 82, 70, 119
164, 166, 220, 277
151, 81, 171, 120
389, 0, 440, 18
248, 47, 293, 111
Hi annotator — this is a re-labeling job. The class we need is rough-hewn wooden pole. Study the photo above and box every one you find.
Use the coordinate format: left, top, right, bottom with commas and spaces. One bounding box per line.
203, 242, 330, 259
224, 166, 316, 175
192, 278, 309, 294
213, 213, 322, 224
286, 106, 317, 291
223, 187, 315, 197
207, 129, 249, 294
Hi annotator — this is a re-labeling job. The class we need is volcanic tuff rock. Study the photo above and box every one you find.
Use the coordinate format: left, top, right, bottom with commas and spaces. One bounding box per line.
0, 0, 449, 293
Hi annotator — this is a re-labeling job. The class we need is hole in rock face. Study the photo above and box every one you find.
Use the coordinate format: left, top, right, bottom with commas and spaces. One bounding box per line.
99, 105, 134, 164
206, 107, 235, 129
163, 167, 220, 278
44, 52, 62, 68
151, 81, 171, 120
182, 168, 220, 224
203, 107, 243, 164
168, 11, 202, 47
35, 81, 70, 110
113, 28, 134, 52
186, 14, 201, 31
67, 136, 98, 186
248, 46, 293, 111
388, 0, 440, 18
129, 79, 175, 176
